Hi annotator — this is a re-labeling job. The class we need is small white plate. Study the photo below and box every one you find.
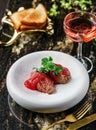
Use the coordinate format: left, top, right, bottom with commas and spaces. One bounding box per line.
6, 51, 89, 113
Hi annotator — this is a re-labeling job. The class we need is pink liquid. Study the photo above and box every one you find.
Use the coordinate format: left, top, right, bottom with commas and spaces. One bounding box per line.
64, 17, 96, 42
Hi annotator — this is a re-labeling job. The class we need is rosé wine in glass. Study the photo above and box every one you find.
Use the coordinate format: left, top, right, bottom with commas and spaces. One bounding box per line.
63, 12, 96, 73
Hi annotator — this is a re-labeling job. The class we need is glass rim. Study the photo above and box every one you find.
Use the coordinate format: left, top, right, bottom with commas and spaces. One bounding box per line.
63, 11, 96, 32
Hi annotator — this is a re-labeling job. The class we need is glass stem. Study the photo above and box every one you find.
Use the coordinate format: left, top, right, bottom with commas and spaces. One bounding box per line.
77, 42, 86, 67
78, 42, 83, 61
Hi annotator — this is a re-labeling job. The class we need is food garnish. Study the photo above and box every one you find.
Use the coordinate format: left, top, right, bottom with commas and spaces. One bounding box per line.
37, 56, 62, 75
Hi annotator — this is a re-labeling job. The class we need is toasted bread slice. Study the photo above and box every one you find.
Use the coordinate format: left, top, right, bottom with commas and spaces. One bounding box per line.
9, 8, 34, 31
20, 21, 47, 31
21, 4, 47, 26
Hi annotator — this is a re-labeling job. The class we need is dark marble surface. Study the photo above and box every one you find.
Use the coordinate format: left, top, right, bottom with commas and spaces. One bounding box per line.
0, 0, 96, 130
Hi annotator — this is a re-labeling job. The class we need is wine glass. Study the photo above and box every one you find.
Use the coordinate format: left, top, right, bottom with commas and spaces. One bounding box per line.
8, 94, 34, 128
63, 12, 96, 73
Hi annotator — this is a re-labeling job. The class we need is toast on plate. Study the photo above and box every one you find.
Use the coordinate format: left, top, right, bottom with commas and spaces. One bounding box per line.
9, 4, 48, 31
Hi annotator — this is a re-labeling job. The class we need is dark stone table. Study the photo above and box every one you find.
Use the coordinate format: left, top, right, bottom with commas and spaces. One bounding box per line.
0, 0, 96, 130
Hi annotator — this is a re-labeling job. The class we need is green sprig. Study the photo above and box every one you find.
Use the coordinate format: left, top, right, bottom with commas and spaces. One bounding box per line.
37, 56, 62, 75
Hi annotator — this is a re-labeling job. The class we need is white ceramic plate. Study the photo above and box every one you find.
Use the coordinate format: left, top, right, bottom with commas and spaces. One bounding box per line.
6, 51, 89, 113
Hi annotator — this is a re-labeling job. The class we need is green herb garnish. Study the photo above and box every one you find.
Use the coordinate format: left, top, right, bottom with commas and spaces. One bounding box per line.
37, 56, 62, 75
